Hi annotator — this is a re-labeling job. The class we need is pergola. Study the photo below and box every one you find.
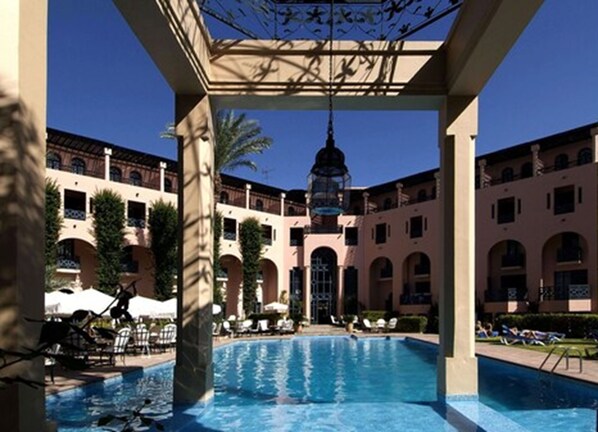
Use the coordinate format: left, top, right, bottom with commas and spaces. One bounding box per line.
0, 0, 543, 430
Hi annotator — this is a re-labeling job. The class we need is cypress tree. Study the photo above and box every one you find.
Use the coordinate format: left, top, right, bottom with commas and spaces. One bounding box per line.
239, 217, 263, 315
148, 200, 177, 301
45, 179, 63, 291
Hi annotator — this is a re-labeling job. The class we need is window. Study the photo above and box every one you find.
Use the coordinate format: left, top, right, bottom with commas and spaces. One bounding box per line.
520, 162, 533, 179
127, 201, 146, 228
219, 191, 229, 204
383, 198, 392, 210
554, 154, 569, 171
554, 185, 575, 215
578, 147, 592, 165
410, 216, 423, 238
287, 206, 296, 216
345, 227, 358, 246
417, 189, 427, 202
71, 157, 86, 175
375, 223, 386, 244
255, 199, 264, 212
497, 197, 515, 224
380, 258, 393, 279
46, 152, 61, 169
223, 218, 237, 240
121, 246, 139, 274
290, 228, 304, 246
261, 224, 273, 245
110, 167, 122, 182
501, 167, 514, 183
64, 190, 86, 220
129, 171, 142, 186
164, 178, 173, 193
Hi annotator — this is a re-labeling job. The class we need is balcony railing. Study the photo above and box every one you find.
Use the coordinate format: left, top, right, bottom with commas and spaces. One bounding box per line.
400, 293, 432, 305
484, 287, 527, 302
121, 261, 139, 274
539, 284, 590, 301
501, 254, 525, 268
57, 257, 80, 270
414, 264, 430, 276
127, 217, 146, 228
290, 239, 303, 247
556, 247, 582, 263
64, 208, 86, 220
216, 269, 228, 281
262, 237, 273, 246
304, 225, 343, 235
223, 231, 237, 241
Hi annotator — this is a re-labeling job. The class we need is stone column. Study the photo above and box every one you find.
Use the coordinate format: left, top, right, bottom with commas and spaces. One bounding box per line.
591, 127, 598, 163
104, 148, 112, 181
477, 159, 487, 188
245, 184, 252, 209
159, 161, 167, 192
304, 265, 311, 323
173, 94, 214, 404
531, 144, 542, 176
396, 183, 403, 207
437, 96, 478, 399
280, 192, 286, 216
434, 172, 440, 198
362, 192, 369, 215
0, 1, 48, 430
337, 265, 344, 316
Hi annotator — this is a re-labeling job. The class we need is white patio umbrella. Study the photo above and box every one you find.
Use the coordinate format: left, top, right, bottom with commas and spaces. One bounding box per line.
44, 291, 75, 315
54, 288, 116, 317
263, 302, 288, 313
128, 295, 170, 318
161, 298, 222, 318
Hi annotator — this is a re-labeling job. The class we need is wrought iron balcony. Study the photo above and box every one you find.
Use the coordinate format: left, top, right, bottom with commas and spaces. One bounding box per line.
57, 257, 80, 270
400, 293, 432, 305
484, 287, 527, 302
216, 269, 228, 281
556, 247, 582, 263
539, 284, 590, 301
127, 217, 146, 228
501, 254, 525, 268
64, 208, 86, 220
223, 231, 237, 241
304, 225, 343, 235
120, 261, 139, 274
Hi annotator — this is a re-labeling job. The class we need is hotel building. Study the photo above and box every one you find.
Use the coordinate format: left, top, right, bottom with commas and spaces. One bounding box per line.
46, 122, 598, 323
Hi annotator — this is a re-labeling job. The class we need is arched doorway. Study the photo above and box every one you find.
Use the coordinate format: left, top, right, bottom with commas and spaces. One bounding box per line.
259, 258, 279, 308
369, 257, 393, 311
401, 252, 432, 307
310, 247, 337, 324
219, 254, 242, 318
486, 240, 526, 302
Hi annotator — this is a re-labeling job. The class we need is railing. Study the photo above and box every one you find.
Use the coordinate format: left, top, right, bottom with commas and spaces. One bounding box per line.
57, 257, 80, 270
290, 238, 303, 246
484, 287, 527, 302
304, 225, 343, 235
223, 231, 236, 241
64, 208, 86, 220
539, 284, 590, 301
400, 293, 432, 305
262, 237, 273, 246
414, 264, 430, 276
121, 261, 139, 274
54, 164, 104, 179
556, 247, 582, 263
501, 254, 525, 268
127, 217, 146, 228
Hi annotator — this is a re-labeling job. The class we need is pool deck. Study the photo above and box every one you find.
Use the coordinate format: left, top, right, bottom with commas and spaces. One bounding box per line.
45, 328, 598, 395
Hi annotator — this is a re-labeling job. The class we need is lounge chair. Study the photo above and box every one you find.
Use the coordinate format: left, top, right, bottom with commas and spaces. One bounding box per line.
387, 318, 398, 332
375, 319, 386, 332
132, 326, 150, 356
330, 315, 342, 327
152, 324, 176, 352
279, 319, 294, 335
500, 325, 563, 346
222, 320, 233, 337
101, 327, 131, 365
362, 318, 373, 332
250, 319, 270, 336
236, 319, 253, 337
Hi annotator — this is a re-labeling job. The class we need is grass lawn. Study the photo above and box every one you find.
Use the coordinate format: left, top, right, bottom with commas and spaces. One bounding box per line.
476, 337, 598, 359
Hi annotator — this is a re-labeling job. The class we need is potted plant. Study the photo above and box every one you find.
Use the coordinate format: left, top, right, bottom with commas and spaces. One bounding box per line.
291, 313, 305, 333
344, 315, 356, 333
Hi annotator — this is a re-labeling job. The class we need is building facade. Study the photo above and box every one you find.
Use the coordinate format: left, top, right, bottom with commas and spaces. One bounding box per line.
46, 123, 598, 322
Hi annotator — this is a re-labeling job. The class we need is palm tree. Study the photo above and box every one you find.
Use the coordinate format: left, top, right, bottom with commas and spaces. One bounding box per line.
161, 110, 273, 196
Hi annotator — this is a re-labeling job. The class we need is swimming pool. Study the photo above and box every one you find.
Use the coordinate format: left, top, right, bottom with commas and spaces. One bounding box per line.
47, 337, 598, 431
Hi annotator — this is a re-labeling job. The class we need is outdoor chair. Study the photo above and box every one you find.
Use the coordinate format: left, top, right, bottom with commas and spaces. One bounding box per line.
44, 344, 61, 383
152, 324, 176, 353
212, 322, 222, 337
387, 318, 398, 332
236, 319, 253, 337
330, 315, 342, 327
375, 319, 386, 332
500, 325, 563, 346
101, 327, 131, 366
250, 319, 270, 336
279, 319, 294, 335
133, 327, 150, 356
222, 320, 233, 337
362, 318, 373, 332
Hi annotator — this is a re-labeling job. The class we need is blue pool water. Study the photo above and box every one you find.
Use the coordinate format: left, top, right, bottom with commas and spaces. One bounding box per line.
47, 337, 598, 431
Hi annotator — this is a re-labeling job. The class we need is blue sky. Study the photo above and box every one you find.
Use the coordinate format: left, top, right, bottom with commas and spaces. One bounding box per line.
48, 1, 598, 190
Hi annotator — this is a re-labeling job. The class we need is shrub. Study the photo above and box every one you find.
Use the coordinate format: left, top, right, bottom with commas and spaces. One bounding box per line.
362, 310, 387, 322
396, 316, 427, 333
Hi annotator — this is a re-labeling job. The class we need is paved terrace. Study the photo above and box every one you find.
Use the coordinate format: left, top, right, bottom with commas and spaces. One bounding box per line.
45, 327, 598, 395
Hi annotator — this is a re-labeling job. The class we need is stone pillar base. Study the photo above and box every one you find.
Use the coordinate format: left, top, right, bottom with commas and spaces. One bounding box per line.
437, 355, 478, 398
173, 362, 214, 404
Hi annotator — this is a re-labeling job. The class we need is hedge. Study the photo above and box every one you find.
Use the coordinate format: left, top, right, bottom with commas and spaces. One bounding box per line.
495, 313, 598, 338
396, 316, 428, 333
